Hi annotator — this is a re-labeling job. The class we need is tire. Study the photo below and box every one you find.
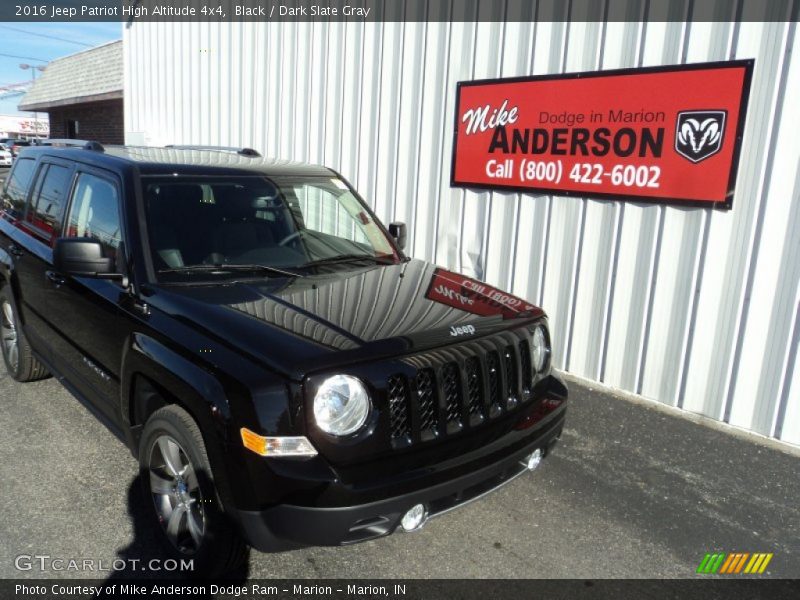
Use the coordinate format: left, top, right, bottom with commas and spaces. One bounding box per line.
0, 285, 49, 382
139, 404, 249, 578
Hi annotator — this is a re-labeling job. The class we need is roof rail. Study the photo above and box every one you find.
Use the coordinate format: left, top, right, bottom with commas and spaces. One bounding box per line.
40, 139, 105, 152
165, 144, 262, 157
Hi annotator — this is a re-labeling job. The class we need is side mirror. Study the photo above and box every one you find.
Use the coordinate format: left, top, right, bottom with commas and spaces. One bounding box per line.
53, 238, 122, 279
388, 222, 407, 251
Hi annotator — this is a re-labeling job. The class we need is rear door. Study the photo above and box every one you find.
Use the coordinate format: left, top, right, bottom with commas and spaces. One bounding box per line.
1, 157, 39, 339
1, 156, 74, 358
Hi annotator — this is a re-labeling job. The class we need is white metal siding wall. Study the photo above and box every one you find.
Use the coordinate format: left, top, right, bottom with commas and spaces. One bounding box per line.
124, 13, 800, 446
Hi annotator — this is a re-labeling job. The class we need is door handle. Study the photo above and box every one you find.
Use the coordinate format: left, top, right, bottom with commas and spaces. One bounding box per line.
8, 244, 24, 259
46, 271, 66, 286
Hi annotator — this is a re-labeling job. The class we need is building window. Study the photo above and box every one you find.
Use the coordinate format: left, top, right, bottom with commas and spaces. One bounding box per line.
67, 119, 79, 139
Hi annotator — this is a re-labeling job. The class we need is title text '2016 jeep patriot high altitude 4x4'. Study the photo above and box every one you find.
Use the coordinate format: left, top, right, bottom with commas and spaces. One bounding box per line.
0, 141, 567, 575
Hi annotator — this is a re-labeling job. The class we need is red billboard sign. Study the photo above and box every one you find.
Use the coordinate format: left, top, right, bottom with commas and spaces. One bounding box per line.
451, 60, 753, 208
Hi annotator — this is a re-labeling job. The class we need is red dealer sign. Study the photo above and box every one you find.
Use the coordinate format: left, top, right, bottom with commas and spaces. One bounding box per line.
451, 60, 753, 208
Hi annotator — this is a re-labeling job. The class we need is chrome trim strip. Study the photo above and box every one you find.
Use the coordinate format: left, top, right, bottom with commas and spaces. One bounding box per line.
427, 459, 532, 521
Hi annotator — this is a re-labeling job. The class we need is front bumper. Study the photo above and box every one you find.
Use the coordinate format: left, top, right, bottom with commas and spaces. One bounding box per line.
236, 404, 565, 551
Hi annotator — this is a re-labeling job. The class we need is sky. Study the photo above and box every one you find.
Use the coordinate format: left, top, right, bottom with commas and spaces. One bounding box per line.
0, 23, 122, 116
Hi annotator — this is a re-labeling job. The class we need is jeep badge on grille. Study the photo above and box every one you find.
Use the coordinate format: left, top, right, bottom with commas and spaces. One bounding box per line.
450, 324, 477, 337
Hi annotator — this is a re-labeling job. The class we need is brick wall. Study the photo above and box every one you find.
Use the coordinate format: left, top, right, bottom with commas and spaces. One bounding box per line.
47, 99, 123, 145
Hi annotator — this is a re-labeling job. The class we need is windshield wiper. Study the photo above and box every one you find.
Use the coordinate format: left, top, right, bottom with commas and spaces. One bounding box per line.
159, 264, 303, 278
300, 254, 394, 268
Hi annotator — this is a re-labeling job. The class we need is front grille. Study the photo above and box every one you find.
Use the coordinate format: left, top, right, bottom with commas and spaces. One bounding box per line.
387, 327, 540, 448
442, 363, 463, 430
504, 345, 518, 409
487, 350, 502, 414
416, 368, 438, 435
387, 375, 411, 440
465, 356, 483, 418
519, 340, 533, 394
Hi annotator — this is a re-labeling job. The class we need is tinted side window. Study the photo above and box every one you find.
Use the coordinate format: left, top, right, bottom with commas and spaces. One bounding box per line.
1, 157, 36, 219
26, 163, 72, 243
66, 173, 122, 261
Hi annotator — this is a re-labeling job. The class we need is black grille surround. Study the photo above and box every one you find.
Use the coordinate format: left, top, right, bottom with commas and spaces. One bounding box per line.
385, 325, 544, 449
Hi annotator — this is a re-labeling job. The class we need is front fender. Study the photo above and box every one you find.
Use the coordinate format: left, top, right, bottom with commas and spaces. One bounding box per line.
121, 332, 232, 429
119, 332, 250, 511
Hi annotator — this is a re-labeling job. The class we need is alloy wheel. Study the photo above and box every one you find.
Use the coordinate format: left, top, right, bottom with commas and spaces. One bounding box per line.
1, 300, 18, 372
148, 435, 206, 554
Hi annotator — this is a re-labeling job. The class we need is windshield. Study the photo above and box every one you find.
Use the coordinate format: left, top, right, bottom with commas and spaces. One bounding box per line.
144, 176, 398, 281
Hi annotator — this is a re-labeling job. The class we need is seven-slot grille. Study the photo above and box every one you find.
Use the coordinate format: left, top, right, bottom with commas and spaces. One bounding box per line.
387, 328, 540, 446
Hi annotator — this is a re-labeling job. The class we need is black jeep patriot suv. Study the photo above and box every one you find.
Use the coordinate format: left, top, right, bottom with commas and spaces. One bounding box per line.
0, 141, 567, 574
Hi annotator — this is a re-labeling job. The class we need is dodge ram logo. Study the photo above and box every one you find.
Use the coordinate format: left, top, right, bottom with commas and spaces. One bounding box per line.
675, 110, 726, 163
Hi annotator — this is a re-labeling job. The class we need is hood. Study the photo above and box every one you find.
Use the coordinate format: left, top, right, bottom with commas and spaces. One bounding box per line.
148, 259, 545, 380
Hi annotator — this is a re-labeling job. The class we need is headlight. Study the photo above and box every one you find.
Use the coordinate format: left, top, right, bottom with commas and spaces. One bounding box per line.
532, 325, 550, 373
313, 374, 371, 436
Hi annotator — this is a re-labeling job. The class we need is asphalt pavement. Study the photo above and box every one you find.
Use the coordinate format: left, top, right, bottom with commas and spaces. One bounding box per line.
0, 365, 797, 580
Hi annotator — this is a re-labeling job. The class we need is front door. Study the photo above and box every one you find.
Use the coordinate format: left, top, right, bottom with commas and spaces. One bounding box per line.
45, 168, 130, 424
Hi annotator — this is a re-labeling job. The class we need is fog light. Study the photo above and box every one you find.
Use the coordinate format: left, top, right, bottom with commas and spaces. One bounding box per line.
400, 504, 428, 532
525, 448, 543, 471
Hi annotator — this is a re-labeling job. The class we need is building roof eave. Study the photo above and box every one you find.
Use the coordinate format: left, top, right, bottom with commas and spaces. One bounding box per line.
19, 90, 123, 112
